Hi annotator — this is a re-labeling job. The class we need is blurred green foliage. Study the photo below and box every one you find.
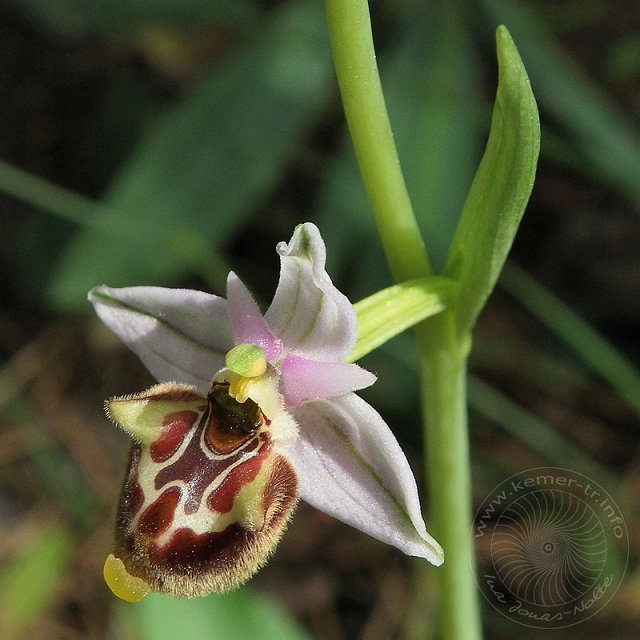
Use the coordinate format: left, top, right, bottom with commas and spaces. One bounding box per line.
0, 524, 72, 640
1, 0, 638, 638
117, 589, 311, 640
48, 0, 333, 306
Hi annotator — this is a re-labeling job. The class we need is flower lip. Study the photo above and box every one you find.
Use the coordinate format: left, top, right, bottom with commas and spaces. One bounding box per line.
104, 376, 300, 600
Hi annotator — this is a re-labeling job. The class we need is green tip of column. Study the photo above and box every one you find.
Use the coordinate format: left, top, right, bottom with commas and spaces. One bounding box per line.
225, 344, 267, 378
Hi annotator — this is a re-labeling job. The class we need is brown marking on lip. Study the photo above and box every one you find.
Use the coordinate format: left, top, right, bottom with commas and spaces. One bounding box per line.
137, 487, 181, 538
150, 410, 199, 462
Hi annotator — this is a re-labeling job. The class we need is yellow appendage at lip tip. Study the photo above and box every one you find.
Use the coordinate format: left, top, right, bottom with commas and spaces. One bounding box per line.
103, 554, 151, 602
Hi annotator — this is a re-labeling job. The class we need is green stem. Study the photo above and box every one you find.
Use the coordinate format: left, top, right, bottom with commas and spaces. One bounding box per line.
324, 2, 482, 638
419, 317, 481, 640
324, 0, 431, 281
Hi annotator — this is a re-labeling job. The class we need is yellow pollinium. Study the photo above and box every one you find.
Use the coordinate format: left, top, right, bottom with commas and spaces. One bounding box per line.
225, 344, 268, 403
103, 554, 151, 602
228, 375, 252, 404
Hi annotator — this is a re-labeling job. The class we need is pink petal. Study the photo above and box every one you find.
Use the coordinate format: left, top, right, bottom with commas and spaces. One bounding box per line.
281, 355, 376, 406
226, 273, 281, 362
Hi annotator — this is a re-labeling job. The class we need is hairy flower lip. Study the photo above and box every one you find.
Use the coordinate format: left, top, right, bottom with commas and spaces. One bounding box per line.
91, 222, 443, 600
105, 377, 300, 599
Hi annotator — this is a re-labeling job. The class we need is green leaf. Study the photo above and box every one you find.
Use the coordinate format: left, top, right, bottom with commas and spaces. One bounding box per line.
47, 0, 332, 309
481, 0, 640, 207
445, 26, 540, 335
0, 525, 72, 640
128, 589, 310, 640
349, 276, 459, 362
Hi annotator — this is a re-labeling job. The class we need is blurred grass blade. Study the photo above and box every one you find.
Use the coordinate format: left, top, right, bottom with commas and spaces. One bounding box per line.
0, 524, 72, 640
501, 262, 640, 418
481, 0, 640, 207
445, 26, 540, 336
0, 158, 230, 294
0, 159, 104, 225
469, 376, 616, 490
129, 589, 311, 640
47, 0, 332, 309
349, 276, 459, 362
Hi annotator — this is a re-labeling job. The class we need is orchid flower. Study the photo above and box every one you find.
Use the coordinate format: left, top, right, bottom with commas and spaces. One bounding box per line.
89, 222, 443, 602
